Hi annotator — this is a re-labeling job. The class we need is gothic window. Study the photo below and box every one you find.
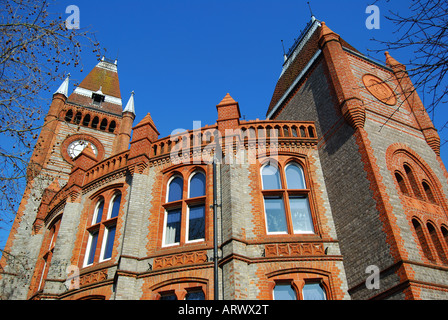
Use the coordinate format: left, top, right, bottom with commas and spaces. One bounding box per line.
74, 112, 82, 125
422, 181, 436, 204
404, 164, 423, 199
84, 192, 122, 267
261, 161, 314, 235
442, 226, 448, 249
92, 116, 99, 129
35, 218, 61, 292
108, 121, 116, 133
100, 119, 108, 131
82, 114, 91, 127
163, 170, 207, 247
395, 172, 409, 195
427, 222, 447, 264
65, 109, 73, 122
412, 218, 434, 262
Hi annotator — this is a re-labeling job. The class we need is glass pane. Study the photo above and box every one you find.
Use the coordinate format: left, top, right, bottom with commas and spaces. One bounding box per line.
289, 196, 314, 233
264, 197, 287, 233
303, 283, 326, 300
110, 194, 121, 219
165, 209, 181, 245
188, 204, 205, 241
262, 164, 281, 190
273, 284, 296, 300
95, 200, 104, 224
160, 293, 177, 300
185, 291, 205, 300
87, 231, 98, 265
168, 177, 183, 202
189, 173, 206, 198
285, 164, 306, 189
103, 226, 116, 260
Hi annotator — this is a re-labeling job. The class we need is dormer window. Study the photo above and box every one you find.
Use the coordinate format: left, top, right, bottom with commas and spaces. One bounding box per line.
92, 92, 105, 107
92, 87, 105, 107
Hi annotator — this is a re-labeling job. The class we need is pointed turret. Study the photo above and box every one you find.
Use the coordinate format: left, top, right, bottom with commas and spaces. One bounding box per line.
216, 93, 241, 134
123, 91, 136, 114
114, 91, 137, 154
54, 74, 70, 97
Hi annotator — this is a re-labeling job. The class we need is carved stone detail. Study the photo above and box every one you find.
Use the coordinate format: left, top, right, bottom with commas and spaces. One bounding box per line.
264, 243, 325, 257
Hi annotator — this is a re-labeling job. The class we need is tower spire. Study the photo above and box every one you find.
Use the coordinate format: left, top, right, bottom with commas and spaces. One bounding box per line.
54, 73, 70, 97
123, 91, 135, 114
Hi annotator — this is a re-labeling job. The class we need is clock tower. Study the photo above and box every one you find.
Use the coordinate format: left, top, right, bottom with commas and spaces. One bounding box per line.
0, 58, 135, 299
29, 56, 135, 186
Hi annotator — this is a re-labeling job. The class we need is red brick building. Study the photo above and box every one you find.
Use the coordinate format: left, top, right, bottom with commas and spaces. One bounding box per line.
1, 18, 448, 300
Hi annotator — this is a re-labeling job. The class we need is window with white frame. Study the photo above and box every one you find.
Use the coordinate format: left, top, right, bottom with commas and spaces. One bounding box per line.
163, 171, 206, 247
84, 192, 121, 267
261, 161, 315, 235
273, 282, 326, 300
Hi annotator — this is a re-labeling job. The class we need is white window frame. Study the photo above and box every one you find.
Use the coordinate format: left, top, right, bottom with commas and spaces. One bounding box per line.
263, 196, 288, 235
99, 225, 114, 262
83, 231, 98, 267
284, 162, 307, 189
186, 204, 206, 244
186, 171, 206, 243
92, 199, 104, 225
107, 192, 121, 220
162, 208, 181, 248
166, 175, 184, 203
188, 171, 206, 198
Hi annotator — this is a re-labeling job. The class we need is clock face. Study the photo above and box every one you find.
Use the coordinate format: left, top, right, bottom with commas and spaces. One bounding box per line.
67, 140, 98, 159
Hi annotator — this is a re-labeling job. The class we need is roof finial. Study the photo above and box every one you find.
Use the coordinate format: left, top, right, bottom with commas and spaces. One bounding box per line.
281, 40, 288, 62
307, 1, 314, 18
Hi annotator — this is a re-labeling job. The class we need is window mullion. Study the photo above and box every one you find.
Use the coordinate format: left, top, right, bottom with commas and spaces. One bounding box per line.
180, 201, 187, 245
284, 190, 294, 234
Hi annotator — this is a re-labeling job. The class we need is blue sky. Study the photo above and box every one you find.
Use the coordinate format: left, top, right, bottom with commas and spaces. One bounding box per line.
1, 0, 446, 249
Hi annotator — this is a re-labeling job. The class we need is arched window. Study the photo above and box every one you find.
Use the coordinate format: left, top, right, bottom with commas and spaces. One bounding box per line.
33, 218, 61, 293
395, 172, 409, 195
100, 119, 108, 131
168, 176, 183, 202
272, 281, 327, 300
412, 219, 434, 262
164, 176, 184, 246
108, 193, 121, 219
261, 161, 314, 235
74, 112, 82, 125
189, 172, 206, 198
404, 165, 423, 199
65, 109, 73, 122
262, 163, 281, 190
427, 222, 447, 264
422, 181, 436, 204
285, 163, 306, 189
82, 114, 91, 127
108, 121, 116, 133
92, 116, 99, 129
84, 193, 121, 267
273, 283, 297, 300
187, 172, 206, 242
163, 171, 208, 247
303, 283, 326, 300
442, 226, 448, 249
